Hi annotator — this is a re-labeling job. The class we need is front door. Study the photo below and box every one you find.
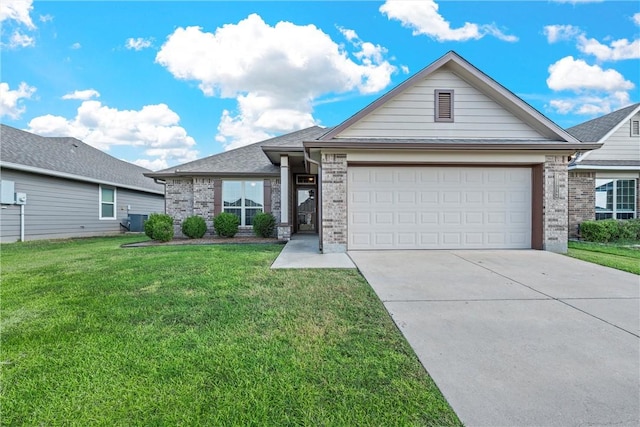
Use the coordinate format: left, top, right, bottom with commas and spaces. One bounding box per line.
296, 188, 316, 233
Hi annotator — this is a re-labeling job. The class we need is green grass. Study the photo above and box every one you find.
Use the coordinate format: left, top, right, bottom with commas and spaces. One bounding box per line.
567, 241, 640, 275
1, 236, 460, 426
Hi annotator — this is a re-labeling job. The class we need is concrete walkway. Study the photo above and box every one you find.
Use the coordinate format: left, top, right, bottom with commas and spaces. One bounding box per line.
271, 234, 355, 269
349, 250, 640, 427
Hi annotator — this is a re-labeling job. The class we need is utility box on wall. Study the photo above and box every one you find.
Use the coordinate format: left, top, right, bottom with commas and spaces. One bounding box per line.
15, 193, 27, 205
1, 180, 15, 204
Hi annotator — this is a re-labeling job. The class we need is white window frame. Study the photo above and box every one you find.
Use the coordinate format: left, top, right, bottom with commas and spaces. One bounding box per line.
222, 180, 263, 227
99, 185, 117, 220
595, 178, 636, 220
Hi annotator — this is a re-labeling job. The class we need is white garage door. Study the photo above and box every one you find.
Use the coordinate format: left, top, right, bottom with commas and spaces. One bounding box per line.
348, 166, 531, 250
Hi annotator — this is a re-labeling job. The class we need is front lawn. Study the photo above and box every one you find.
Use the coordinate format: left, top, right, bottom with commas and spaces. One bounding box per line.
567, 240, 640, 275
1, 236, 460, 426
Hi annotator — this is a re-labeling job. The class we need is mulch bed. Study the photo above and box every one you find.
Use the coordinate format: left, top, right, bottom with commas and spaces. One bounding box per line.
122, 236, 282, 247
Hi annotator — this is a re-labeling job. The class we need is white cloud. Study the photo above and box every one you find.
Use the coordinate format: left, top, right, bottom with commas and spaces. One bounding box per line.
5, 30, 34, 48
543, 25, 581, 43
27, 101, 199, 169
379, 0, 517, 42
577, 35, 640, 61
126, 37, 153, 51
634, 13, 640, 26
547, 56, 634, 92
132, 158, 170, 171
39, 14, 53, 23
0, 0, 35, 29
543, 24, 639, 61
156, 13, 396, 150
61, 89, 101, 101
546, 56, 634, 115
548, 91, 631, 116
70, 42, 81, 49
0, 81, 36, 119
338, 27, 358, 42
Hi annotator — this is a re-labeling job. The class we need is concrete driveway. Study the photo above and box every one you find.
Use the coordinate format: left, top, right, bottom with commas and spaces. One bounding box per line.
348, 250, 639, 427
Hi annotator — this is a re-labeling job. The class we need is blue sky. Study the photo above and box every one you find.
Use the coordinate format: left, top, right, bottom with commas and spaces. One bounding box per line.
1, 0, 638, 170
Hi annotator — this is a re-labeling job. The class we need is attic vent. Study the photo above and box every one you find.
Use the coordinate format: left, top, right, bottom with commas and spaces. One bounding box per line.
632, 120, 639, 136
435, 89, 454, 122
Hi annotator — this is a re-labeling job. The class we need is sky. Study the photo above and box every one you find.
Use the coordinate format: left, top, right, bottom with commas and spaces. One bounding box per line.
1, 0, 639, 171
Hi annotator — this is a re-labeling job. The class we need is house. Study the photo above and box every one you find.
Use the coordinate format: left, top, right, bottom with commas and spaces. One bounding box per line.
0, 124, 165, 243
146, 51, 599, 253
566, 103, 640, 237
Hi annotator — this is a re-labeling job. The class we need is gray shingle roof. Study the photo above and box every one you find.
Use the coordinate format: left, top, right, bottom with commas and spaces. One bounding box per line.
566, 103, 640, 142
0, 124, 164, 194
149, 126, 328, 176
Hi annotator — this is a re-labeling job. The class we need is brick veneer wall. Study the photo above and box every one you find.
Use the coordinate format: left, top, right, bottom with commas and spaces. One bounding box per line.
321, 153, 348, 253
567, 171, 595, 238
165, 176, 280, 238
543, 155, 569, 253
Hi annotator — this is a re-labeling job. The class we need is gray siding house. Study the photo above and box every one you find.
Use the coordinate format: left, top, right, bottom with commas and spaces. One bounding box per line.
147, 51, 599, 253
1, 125, 165, 243
567, 103, 640, 237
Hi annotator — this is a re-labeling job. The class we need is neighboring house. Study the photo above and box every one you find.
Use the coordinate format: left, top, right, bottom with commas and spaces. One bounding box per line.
566, 103, 640, 238
146, 51, 598, 253
0, 125, 165, 243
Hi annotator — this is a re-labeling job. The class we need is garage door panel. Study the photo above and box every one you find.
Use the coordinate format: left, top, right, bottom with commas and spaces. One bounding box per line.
348, 166, 531, 250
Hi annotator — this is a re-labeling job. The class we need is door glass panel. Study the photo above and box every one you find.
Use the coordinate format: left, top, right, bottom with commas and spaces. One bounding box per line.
297, 189, 315, 232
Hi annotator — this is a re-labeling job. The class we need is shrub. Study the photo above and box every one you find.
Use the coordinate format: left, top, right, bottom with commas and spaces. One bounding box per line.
144, 213, 174, 241
182, 215, 207, 239
252, 212, 276, 238
153, 220, 174, 242
580, 218, 640, 243
214, 212, 240, 238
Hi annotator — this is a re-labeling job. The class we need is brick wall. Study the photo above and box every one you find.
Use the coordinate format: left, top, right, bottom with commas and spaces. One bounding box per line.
165, 176, 281, 238
567, 171, 595, 238
321, 153, 347, 253
543, 156, 568, 253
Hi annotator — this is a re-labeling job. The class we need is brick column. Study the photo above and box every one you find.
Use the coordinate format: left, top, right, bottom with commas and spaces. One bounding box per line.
321, 153, 347, 253
165, 178, 193, 237
567, 171, 595, 238
193, 177, 215, 235
543, 155, 568, 253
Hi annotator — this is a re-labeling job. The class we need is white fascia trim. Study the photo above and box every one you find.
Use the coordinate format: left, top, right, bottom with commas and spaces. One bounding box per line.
0, 161, 164, 195
568, 164, 640, 171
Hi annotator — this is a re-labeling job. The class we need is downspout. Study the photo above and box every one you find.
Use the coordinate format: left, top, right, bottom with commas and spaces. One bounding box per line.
304, 150, 322, 253
20, 204, 24, 242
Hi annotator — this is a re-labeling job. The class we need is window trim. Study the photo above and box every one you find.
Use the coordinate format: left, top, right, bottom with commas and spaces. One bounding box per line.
99, 185, 117, 220
631, 120, 639, 137
595, 178, 636, 220
434, 89, 454, 123
222, 180, 264, 227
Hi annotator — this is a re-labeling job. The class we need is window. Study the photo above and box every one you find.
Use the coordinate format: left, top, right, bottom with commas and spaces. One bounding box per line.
435, 89, 454, 122
100, 186, 116, 219
223, 180, 263, 226
595, 179, 636, 220
632, 120, 639, 136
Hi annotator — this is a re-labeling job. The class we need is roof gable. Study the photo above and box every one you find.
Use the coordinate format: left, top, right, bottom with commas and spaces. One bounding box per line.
567, 103, 640, 143
321, 51, 578, 143
0, 124, 163, 194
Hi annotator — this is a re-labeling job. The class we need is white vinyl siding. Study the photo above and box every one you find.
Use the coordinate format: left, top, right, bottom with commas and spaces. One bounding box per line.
587, 112, 640, 161
348, 166, 532, 250
336, 68, 546, 139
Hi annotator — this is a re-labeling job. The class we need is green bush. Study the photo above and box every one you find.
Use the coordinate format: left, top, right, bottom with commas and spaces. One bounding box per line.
252, 212, 276, 238
144, 213, 174, 241
214, 212, 240, 238
153, 220, 174, 242
181, 215, 207, 239
580, 218, 640, 243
